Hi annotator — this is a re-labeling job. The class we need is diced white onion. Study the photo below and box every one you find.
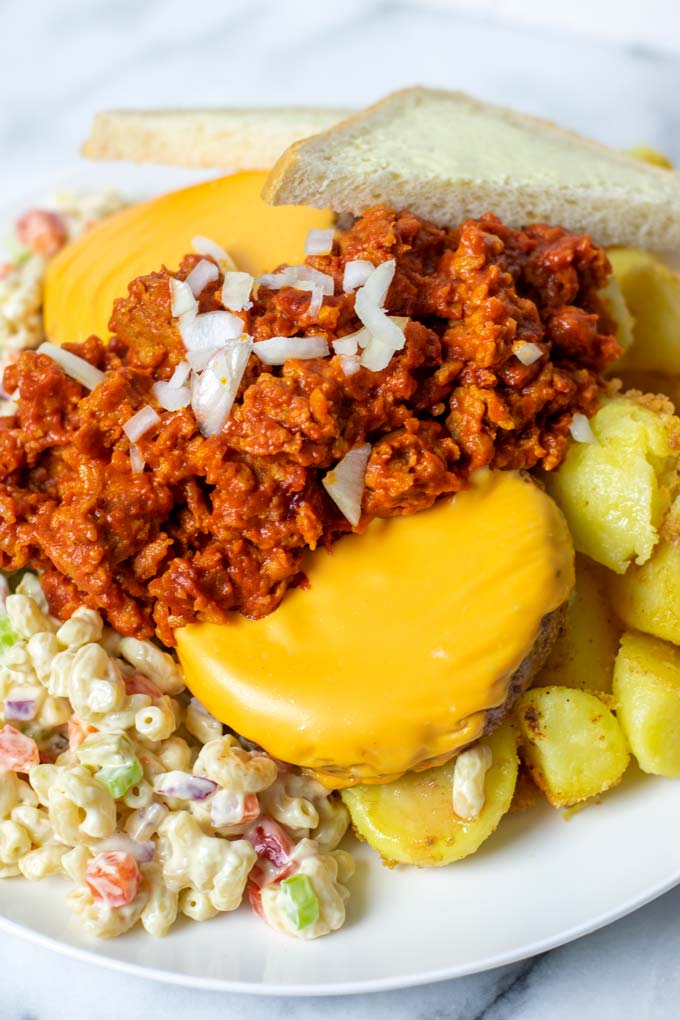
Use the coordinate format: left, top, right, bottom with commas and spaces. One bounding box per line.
569, 412, 597, 444
339, 353, 361, 377
343, 259, 375, 293
185, 259, 219, 298
191, 338, 253, 437
192, 235, 234, 269
360, 319, 408, 372
168, 361, 191, 389
307, 284, 323, 317
289, 265, 334, 295
333, 326, 373, 356
154, 771, 218, 801
169, 277, 197, 318
127, 802, 168, 842
514, 341, 543, 366
257, 265, 334, 296
322, 443, 371, 526
186, 347, 221, 372
357, 259, 394, 309
152, 380, 191, 411
210, 789, 250, 827
222, 271, 254, 312
129, 445, 145, 474
37, 342, 105, 391
305, 228, 335, 256
180, 309, 244, 351
252, 336, 330, 365
257, 272, 287, 291
333, 335, 359, 356
354, 261, 407, 372
123, 405, 160, 443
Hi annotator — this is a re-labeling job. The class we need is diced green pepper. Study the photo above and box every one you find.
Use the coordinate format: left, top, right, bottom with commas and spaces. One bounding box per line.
279, 873, 320, 930
98, 757, 143, 799
0, 616, 19, 657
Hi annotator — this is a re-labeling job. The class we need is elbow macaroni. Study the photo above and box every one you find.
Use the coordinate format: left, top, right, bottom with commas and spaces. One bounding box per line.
19, 842, 67, 881
193, 736, 278, 794
46, 766, 117, 843
5, 594, 55, 638
118, 638, 184, 696
157, 811, 256, 912
0, 819, 32, 866
140, 862, 178, 937
0, 582, 355, 941
134, 697, 176, 742
55, 608, 103, 650
179, 887, 218, 922
259, 840, 354, 940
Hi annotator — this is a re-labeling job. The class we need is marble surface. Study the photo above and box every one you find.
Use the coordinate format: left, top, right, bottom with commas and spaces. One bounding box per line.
1, 0, 680, 1016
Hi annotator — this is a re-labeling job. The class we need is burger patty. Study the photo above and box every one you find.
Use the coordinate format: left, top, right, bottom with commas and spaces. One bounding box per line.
408, 603, 568, 777
482, 603, 567, 736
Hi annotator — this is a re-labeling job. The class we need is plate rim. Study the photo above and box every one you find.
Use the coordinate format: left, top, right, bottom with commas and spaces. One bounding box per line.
3, 867, 680, 996
2, 160, 680, 997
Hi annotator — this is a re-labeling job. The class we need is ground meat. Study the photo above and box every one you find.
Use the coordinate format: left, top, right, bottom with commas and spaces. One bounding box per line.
0, 207, 621, 644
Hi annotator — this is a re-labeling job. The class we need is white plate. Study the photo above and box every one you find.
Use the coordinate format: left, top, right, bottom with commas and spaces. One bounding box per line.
2, 165, 680, 996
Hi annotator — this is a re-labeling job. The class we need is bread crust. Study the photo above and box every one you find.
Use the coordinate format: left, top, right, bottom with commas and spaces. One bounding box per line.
263, 87, 680, 251
82, 107, 350, 170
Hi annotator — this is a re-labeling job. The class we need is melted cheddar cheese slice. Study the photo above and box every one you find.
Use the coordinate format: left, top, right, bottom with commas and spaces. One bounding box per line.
44, 171, 333, 345
44, 172, 574, 787
177, 471, 574, 787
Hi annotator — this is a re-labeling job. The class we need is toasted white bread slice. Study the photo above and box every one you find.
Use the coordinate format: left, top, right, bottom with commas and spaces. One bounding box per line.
82, 107, 350, 170
264, 87, 680, 250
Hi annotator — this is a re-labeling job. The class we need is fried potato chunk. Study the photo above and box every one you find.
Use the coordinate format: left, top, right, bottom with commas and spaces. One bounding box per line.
515, 687, 629, 807
616, 371, 680, 413
608, 248, 680, 375
537, 555, 621, 693
608, 536, 680, 645
613, 631, 680, 777
545, 394, 680, 573
341, 722, 518, 867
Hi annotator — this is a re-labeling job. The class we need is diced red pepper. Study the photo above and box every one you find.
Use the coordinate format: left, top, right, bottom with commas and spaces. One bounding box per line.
15, 209, 67, 257
0, 725, 39, 772
85, 851, 141, 908
68, 716, 98, 751
242, 793, 260, 825
247, 883, 265, 921
246, 816, 296, 888
124, 671, 161, 698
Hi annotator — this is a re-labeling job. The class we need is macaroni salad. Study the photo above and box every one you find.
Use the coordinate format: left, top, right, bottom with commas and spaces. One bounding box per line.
0, 574, 353, 940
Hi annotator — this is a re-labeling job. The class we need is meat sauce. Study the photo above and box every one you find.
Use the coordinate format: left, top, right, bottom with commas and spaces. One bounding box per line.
0, 206, 621, 644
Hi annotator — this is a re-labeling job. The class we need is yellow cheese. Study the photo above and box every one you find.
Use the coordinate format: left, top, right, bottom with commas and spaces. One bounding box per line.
44, 170, 573, 788
44, 171, 334, 345
177, 470, 574, 787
